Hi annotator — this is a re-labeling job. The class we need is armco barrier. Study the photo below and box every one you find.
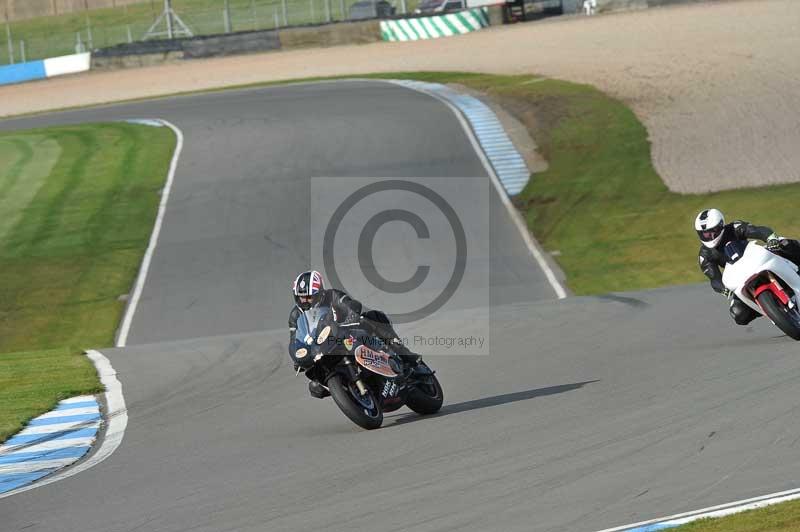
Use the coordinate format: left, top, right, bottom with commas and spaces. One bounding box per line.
0, 52, 91, 86
380, 8, 489, 42
182, 30, 281, 59
91, 20, 381, 70
93, 29, 281, 61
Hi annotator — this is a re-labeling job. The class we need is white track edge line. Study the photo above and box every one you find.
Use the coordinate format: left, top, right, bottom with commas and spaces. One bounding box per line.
0, 349, 127, 499
116, 118, 184, 347
595, 487, 800, 532
385, 80, 568, 300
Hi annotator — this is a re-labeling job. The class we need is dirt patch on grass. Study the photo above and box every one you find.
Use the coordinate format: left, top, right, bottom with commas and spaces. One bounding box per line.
448, 82, 549, 175
490, 93, 570, 151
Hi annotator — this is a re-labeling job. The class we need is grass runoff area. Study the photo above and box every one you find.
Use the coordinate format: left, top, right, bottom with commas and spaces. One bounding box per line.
354, 72, 800, 296
0, 122, 175, 442
668, 499, 800, 531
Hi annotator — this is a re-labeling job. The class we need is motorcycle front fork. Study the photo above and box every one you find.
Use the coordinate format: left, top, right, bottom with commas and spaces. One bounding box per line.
343, 358, 369, 396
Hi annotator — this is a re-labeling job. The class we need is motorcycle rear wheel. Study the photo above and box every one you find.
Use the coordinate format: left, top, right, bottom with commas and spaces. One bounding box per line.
757, 291, 800, 340
405, 367, 444, 415
328, 374, 384, 430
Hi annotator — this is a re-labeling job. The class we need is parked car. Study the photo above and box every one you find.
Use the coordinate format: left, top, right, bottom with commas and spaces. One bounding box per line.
504, 0, 562, 22
413, 0, 464, 14
349, 0, 396, 19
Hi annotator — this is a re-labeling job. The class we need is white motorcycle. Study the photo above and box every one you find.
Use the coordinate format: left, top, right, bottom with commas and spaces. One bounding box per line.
722, 240, 800, 340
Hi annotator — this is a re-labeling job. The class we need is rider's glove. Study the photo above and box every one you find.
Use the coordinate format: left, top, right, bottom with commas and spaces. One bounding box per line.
721, 288, 732, 298
767, 237, 785, 252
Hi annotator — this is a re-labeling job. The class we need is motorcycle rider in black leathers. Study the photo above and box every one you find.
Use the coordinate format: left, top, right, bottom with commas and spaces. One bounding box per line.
289, 270, 422, 398
695, 209, 800, 325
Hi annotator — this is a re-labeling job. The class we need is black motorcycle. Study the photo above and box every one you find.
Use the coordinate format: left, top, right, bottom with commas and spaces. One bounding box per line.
290, 305, 443, 429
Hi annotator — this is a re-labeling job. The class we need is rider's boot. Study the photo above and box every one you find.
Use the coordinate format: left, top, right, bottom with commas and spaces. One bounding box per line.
308, 380, 331, 399
730, 296, 758, 325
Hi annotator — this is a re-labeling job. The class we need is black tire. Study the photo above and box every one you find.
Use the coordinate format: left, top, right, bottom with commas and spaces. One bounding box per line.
757, 290, 800, 340
405, 369, 444, 415
327, 374, 383, 430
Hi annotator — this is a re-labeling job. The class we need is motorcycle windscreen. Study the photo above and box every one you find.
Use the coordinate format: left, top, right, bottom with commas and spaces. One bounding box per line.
723, 240, 748, 264
297, 306, 331, 345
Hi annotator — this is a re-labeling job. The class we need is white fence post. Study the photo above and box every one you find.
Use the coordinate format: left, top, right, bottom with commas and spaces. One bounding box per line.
4, 20, 13, 65
85, 18, 93, 49
223, 0, 232, 33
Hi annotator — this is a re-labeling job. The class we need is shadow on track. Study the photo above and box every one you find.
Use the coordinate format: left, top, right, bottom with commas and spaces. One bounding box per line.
387, 380, 599, 426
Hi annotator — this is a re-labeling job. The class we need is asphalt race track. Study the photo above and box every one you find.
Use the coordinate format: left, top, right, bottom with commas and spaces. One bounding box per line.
2, 81, 800, 532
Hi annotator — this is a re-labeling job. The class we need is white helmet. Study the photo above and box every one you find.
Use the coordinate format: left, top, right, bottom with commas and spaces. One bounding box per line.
695, 209, 725, 248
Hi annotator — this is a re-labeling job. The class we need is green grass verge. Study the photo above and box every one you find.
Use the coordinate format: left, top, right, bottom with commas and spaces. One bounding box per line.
669, 498, 800, 531
0, 122, 176, 442
1, 0, 420, 63
357, 72, 800, 295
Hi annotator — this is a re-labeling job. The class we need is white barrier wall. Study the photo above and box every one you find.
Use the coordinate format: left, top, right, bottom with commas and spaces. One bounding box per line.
43, 52, 92, 78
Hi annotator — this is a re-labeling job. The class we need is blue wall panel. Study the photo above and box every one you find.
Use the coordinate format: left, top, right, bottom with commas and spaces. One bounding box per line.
0, 61, 47, 86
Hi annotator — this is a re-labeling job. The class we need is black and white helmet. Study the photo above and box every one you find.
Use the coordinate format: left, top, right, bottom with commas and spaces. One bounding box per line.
695, 209, 725, 248
292, 270, 324, 311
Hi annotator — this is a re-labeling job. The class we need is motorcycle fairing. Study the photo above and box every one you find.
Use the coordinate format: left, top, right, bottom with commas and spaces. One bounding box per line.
354, 345, 399, 378
722, 242, 800, 314
291, 307, 332, 367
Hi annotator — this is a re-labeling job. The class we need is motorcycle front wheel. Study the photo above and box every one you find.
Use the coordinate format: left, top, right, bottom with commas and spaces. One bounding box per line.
405, 366, 444, 415
328, 374, 384, 430
757, 291, 800, 340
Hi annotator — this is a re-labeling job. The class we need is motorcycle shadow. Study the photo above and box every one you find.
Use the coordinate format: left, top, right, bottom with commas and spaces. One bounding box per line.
386, 380, 599, 427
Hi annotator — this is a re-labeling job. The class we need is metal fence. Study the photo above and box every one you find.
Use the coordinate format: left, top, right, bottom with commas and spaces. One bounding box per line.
1, 0, 419, 64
